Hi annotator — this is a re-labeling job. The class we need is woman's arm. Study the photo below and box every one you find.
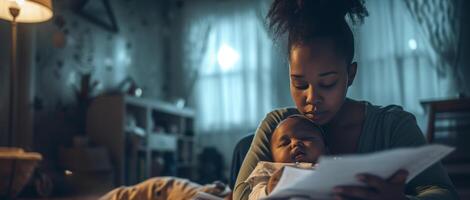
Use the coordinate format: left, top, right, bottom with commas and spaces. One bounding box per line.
389, 113, 459, 200
233, 108, 297, 200
333, 111, 459, 200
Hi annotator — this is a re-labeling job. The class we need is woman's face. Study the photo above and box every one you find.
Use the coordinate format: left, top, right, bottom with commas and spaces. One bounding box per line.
289, 38, 357, 125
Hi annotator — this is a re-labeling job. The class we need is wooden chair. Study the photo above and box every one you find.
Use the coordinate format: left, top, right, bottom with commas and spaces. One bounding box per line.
421, 98, 470, 199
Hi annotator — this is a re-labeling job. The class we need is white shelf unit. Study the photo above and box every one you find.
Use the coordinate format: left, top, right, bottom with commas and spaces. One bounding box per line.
86, 95, 195, 186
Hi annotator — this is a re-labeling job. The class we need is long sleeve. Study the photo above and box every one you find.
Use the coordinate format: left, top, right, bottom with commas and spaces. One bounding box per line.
387, 111, 459, 200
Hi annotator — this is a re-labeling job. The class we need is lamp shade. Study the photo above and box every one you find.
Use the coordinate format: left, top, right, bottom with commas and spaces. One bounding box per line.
0, 0, 53, 23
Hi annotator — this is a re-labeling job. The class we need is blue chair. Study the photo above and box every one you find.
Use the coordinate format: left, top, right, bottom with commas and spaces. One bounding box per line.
229, 134, 254, 189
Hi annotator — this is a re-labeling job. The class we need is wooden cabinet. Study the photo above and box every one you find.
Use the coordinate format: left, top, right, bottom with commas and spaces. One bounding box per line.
86, 95, 195, 186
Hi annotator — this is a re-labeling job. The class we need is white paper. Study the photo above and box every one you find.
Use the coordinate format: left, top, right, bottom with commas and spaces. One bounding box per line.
264, 144, 454, 200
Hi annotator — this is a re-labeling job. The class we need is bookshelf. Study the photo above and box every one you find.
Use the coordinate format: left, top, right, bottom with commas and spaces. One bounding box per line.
86, 95, 195, 186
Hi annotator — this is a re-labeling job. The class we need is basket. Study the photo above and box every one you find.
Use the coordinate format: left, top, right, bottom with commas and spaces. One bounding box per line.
0, 147, 42, 199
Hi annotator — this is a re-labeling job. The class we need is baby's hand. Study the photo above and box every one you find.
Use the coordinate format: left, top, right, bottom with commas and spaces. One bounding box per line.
200, 181, 229, 197
267, 167, 284, 194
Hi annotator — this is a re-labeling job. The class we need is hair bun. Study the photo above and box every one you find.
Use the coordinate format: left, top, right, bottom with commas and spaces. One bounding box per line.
295, 0, 368, 24
268, 0, 369, 38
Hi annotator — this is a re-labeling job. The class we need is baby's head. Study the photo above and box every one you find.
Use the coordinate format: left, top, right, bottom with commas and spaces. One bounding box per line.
271, 115, 326, 163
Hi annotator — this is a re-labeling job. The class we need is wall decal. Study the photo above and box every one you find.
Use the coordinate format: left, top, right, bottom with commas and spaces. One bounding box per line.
73, 0, 119, 33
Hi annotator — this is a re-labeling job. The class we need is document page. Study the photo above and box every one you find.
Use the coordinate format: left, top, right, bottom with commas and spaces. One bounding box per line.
265, 144, 454, 200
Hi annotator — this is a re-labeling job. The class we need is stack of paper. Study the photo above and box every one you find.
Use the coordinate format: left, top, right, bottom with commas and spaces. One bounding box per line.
265, 144, 454, 200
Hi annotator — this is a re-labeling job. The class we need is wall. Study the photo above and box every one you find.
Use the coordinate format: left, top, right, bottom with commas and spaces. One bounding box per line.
0, 20, 10, 146
34, 0, 172, 108
0, 0, 178, 161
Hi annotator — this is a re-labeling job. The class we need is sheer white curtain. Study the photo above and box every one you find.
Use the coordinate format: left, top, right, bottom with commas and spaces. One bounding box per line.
194, 12, 272, 133
182, 1, 273, 133
182, 0, 282, 134
348, 0, 455, 129
181, 0, 289, 162
404, 0, 464, 94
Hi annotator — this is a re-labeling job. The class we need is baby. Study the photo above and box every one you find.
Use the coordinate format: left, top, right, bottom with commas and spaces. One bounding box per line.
246, 115, 327, 199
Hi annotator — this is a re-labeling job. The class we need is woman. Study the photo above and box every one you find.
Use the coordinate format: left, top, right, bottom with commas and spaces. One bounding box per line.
233, 0, 458, 199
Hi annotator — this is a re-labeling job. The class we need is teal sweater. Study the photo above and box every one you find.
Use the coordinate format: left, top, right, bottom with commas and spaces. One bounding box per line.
233, 102, 458, 200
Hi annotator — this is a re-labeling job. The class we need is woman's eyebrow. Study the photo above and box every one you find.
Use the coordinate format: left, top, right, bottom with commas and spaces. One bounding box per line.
291, 72, 338, 78
319, 71, 338, 77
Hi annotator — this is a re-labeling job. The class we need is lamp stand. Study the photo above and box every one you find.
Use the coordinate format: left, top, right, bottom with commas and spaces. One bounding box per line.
6, 8, 20, 198
7, 7, 19, 147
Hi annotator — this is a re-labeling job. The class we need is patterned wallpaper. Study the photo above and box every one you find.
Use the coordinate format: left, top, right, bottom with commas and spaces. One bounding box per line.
34, 0, 176, 109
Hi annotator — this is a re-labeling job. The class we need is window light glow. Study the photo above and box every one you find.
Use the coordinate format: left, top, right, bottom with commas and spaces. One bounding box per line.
134, 88, 142, 97
408, 39, 417, 50
217, 44, 239, 71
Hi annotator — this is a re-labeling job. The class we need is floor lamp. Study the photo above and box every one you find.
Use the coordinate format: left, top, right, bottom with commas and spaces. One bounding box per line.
0, 1, 52, 199
0, 0, 53, 147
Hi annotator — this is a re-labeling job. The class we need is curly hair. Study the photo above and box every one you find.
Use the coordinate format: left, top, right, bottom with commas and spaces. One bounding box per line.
267, 0, 369, 64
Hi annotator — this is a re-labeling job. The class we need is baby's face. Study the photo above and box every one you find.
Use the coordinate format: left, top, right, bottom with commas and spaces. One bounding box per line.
271, 117, 325, 163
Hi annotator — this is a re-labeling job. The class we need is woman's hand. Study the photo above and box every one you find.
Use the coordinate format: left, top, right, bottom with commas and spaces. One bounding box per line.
332, 169, 409, 200
267, 167, 285, 194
